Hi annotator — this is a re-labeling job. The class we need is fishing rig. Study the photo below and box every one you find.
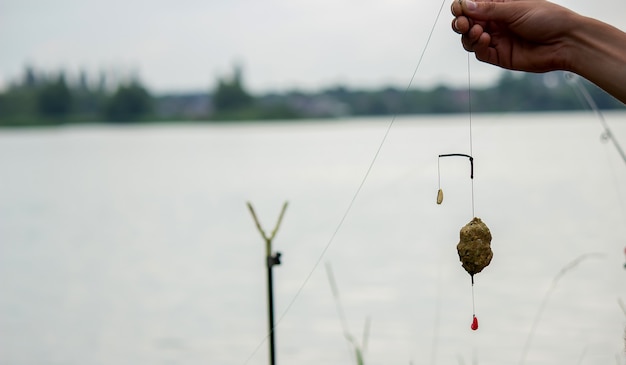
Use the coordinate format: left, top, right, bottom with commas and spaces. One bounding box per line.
436, 152, 493, 331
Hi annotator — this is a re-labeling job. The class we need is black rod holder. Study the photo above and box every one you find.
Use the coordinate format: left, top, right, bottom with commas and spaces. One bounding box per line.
266, 251, 280, 365
247, 202, 288, 365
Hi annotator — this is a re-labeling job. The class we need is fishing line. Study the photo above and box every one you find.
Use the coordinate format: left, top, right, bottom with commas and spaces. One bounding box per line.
467, 53, 477, 321
242, 1, 449, 363
566, 72, 626, 234
467, 54, 475, 218
566, 72, 626, 165
518, 253, 605, 365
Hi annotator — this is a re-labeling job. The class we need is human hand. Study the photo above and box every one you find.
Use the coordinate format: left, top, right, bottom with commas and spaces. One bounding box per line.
451, 0, 579, 73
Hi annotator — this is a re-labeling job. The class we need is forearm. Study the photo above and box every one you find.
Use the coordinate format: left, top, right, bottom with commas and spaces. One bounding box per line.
566, 15, 626, 104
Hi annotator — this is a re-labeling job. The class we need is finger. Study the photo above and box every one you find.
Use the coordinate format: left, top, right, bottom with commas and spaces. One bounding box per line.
463, 33, 490, 53
461, 0, 526, 22
468, 22, 484, 40
461, 23, 485, 51
473, 33, 497, 64
461, 32, 476, 52
451, 0, 462, 16
452, 16, 470, 33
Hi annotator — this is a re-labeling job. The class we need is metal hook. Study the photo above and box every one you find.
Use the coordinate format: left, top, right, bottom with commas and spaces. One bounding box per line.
439, 153, 474, 179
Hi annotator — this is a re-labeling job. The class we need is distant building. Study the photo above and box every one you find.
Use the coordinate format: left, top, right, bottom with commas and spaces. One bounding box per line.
287, 94, 350, 118
156, 93, 212, 120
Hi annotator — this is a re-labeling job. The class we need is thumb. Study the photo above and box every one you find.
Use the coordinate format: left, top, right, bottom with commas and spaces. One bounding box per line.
461, 0, 517, 22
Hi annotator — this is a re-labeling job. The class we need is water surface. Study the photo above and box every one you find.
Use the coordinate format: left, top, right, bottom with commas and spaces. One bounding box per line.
1, 112, 625, 365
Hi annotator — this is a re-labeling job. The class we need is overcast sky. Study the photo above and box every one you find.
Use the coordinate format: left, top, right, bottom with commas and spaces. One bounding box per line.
2, 0, 625, 94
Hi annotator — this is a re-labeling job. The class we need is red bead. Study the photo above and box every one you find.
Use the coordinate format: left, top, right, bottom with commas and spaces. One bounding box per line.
471, 316, 478, 330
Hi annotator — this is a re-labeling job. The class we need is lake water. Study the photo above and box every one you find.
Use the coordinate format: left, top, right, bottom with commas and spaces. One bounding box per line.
1, 112, 625, 365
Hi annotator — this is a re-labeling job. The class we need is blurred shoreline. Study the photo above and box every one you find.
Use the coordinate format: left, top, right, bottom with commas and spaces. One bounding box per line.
1, 66, 624, 127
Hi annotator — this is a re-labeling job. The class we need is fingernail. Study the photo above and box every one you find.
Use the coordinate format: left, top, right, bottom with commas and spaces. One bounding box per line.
465, 0, 477, 10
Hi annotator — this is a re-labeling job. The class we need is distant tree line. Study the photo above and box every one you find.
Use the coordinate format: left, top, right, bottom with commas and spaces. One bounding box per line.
255, 71, 624, 118
0, 66, 153, 126
210, 67, 624, 120
209, 65, 300, 121
0, 65, 623, 126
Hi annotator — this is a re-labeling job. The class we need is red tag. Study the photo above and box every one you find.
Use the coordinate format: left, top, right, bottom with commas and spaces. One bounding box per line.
471, 316, 478, 331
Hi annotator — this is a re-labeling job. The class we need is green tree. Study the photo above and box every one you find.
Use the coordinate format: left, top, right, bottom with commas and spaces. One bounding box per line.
212, 65, 253, 112
37, 73, 72, 118
105, 81, 153, 122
